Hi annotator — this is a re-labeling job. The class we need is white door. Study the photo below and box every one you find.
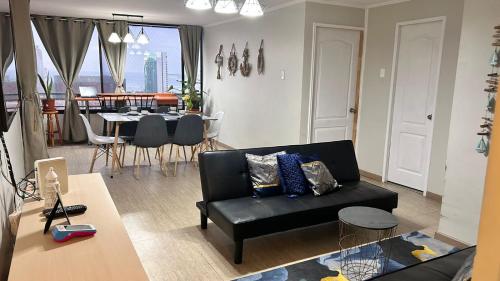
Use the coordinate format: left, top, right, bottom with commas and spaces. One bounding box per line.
387, 20, 444, 191
310, 27, 361, 143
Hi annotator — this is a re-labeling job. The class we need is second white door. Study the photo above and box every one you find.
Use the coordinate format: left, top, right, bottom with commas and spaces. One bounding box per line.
310, 27, 361, 143
387, 19, 444, 191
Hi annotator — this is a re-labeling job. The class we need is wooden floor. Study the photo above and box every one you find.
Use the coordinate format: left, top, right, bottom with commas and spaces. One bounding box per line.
49, 144, 442, 281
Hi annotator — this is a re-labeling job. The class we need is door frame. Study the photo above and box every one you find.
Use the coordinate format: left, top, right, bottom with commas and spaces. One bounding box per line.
307, 23, 365, 144
382, 16, 447, 195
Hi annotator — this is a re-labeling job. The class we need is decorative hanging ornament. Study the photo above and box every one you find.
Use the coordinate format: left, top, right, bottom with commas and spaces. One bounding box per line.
490, 48, 499, 66
476, 136, 489, 156
228, 43, 238, 76
488, 95, 496, 113
257, 39, 264, 75
215, 45, 224, 80
240, 42, 251, 77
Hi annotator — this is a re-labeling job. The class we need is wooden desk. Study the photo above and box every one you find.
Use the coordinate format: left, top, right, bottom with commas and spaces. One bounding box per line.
8, 174, 148, 281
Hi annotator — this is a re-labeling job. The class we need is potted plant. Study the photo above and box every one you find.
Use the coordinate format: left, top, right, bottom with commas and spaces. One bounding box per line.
38, 73, 55, 111
168, 78, 203, 112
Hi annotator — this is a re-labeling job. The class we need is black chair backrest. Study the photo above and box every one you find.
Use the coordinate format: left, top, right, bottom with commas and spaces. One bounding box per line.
118, 106, 130, 113
173, 115, 204, 146
134, 115, 170, 148
156, 106, 171, 114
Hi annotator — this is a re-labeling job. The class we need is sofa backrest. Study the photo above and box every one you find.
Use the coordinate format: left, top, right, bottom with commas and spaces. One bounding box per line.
198, 140, 360, 203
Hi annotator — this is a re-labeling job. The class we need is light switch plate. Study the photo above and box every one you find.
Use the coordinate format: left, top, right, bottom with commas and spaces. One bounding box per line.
280, 70, 286, 80
379, 68, 386, 78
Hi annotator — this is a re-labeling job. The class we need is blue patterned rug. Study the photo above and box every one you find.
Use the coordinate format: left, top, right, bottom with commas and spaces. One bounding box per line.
234, 231, 459, 281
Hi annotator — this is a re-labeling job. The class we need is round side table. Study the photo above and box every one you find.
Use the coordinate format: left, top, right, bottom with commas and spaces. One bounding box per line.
338, 207, 398, 281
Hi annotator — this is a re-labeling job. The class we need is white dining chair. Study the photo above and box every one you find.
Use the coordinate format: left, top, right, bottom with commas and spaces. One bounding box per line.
80, 114, 125, 173
206, 111, 224, 151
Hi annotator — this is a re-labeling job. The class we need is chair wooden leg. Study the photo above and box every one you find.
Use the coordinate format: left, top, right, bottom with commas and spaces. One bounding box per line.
168, 144, 174, 162
174, 145, 180, 177
146, 148, 152, 166
155, 148, 159, 159
182, 146, 187, 163
133, 146, 138, 166
121, 144, 126, 166
135, 147, 142, 178
142, 148, 146, 161
105, 144, 109, 166
89, 145, 99, 173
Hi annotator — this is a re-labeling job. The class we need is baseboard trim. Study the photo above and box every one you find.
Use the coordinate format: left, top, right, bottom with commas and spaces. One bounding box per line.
214, 141, 235, 150
434, 232, 471, 249
425, 191, 442, 203
359, 170, 383, 182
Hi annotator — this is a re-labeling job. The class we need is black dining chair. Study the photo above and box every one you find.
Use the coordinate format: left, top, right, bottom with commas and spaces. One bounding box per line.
156, 106, 171, 114
133, 115, 171, 178
170, 115, 204, 176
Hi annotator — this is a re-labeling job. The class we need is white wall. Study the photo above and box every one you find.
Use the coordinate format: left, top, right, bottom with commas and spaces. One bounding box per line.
203, 3, 306, 148
437, 0, 500, 245
0, 113, 25, 280
356, 0, 464, 195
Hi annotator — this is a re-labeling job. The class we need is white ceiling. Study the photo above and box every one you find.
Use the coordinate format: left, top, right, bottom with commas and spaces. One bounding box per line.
0, 0, 403, 26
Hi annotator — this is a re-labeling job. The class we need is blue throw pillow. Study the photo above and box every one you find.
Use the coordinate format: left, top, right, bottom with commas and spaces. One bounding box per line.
277, 153, 310, 196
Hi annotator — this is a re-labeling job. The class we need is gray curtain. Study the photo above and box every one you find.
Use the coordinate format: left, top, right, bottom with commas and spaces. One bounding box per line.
179, 25, 203, 83
97, 20, 127, 93
0, 14, 14, 80
9, 0, 49, 173
32, 16, 94, 143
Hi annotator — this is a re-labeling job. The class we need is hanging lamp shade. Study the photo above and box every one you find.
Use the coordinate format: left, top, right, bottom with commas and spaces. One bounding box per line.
186, 0, 212, 10
240, 0, 263, 17
214, 0, 238, 14
123, 29, 135, 44
108, 32, 122, 43
137, 27, 150, 45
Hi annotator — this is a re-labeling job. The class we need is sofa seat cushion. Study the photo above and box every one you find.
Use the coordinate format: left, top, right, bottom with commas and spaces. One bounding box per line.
207, 181, 398, 240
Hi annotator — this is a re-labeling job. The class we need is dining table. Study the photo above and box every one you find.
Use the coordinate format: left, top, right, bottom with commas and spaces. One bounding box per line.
98, 112, 217, 177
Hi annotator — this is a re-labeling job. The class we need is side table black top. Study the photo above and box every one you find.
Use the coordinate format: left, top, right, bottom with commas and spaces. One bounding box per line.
338, 207, 398, 230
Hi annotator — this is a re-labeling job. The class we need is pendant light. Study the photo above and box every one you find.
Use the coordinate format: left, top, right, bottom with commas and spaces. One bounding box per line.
108, 15, 122, 43
214, 0, 238, 14
136, 17, 150, 45
122, 16, 135, 44
185, 0, 212, 10
240, 0, 263, 17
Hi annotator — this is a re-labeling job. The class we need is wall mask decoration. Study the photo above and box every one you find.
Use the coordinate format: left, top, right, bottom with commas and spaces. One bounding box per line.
240, 42, 251, 77
215, 44, 224, 80
258, 39, 265, 75
228, 43, 238, 76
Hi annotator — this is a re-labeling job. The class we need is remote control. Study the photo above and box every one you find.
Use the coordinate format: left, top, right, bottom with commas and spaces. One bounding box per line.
43, 205, 87, 218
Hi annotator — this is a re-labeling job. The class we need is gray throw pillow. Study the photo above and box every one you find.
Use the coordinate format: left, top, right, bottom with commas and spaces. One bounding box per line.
300, 161, 340, 196
451, 251, 475, 281
246, 151, 286, 197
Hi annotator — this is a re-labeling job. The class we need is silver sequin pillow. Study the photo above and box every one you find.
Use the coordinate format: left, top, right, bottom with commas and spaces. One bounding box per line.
300, 161, 339, 196
246, 151, 286, 197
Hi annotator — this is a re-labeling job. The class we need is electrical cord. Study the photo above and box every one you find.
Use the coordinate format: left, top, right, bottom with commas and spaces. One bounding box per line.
0, 132, 42, 203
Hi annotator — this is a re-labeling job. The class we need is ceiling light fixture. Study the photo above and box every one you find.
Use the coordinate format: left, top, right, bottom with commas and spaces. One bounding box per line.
214, 0, 238, 14
122, 16, 136, 43
136, 17, 150, 45
108, 15, 122, 43
240, 0, 263, 17
186, 0, 213, 10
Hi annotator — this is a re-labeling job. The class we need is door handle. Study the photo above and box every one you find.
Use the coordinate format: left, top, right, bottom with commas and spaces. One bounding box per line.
427, 114, 433, 121
349, 108, 357, 114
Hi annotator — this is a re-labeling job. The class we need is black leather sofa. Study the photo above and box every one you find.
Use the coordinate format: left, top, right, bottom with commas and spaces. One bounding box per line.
370, 246, 475, 281
197, 140, 398, 264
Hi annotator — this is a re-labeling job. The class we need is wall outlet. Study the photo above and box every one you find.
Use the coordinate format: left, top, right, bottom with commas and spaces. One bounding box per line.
9, 210, 21, 236
280, 70, 286, 80
379, 68, 386, 78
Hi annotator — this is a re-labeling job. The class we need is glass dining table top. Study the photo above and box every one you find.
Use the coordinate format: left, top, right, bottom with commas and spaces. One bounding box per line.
98, 112, 217, 122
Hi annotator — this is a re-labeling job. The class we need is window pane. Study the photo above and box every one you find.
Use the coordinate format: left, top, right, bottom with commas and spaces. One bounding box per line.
124, 26, 182, 93
73, 29, 101, 94
3, 60, 19, 112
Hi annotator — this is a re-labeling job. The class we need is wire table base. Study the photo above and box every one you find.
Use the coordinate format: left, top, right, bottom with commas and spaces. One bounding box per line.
338, 207, 398, 281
